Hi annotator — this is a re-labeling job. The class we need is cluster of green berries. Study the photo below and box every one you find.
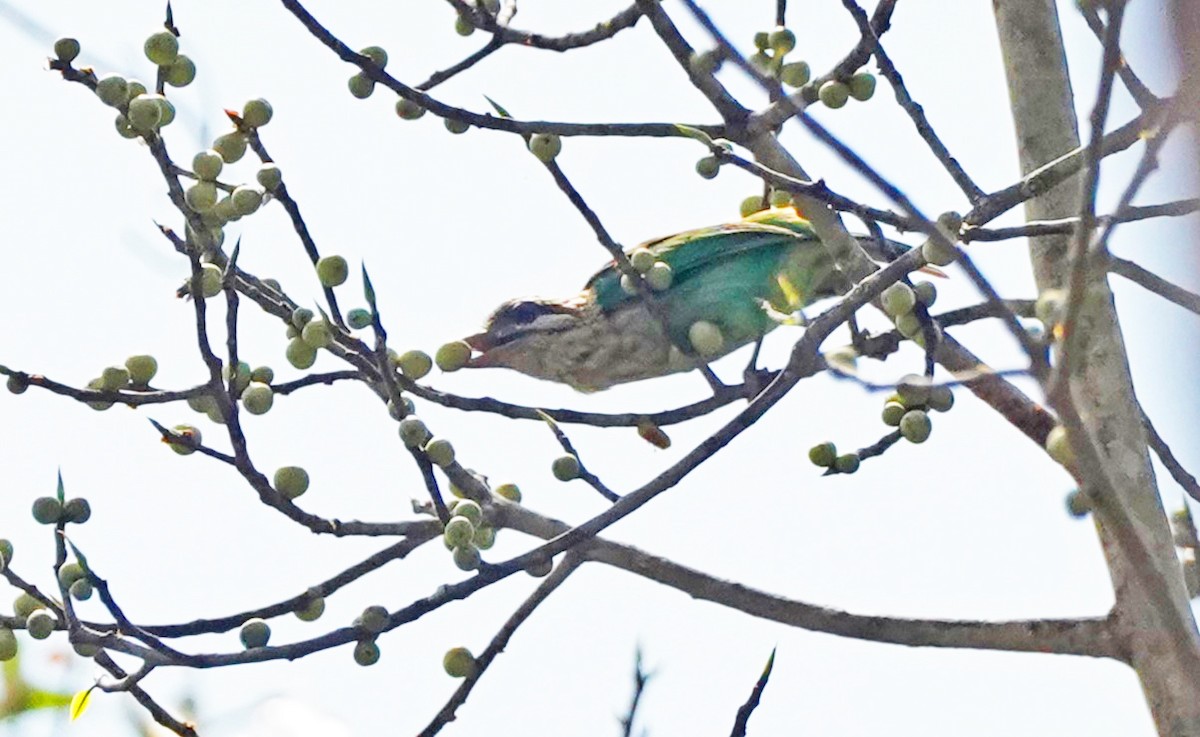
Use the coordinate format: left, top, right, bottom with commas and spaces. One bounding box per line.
442, 499, 497, 572
80, 355, 158, 410
285, 307, 331, 370
737, 189, 794, 218
184, 104, 277, 250
920, 212, 963, 268
881, 278, 938, 347
881, 374, 953, 442
59, 560, 94, 602
807, 442, 861, 474
11, 592, 58, 646
800, 70, 877, 110
31, 494, 91, 526
617, 247, 673, 295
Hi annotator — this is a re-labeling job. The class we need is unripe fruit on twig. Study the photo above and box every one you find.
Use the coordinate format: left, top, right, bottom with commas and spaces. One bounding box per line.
144, 31, 179, 66
551, 455, 580, 481
436, 342, 471, 372
443, 647, 478, 678
239, 618, 270, 649
528, 133, 562, 163
316, 255, 348, 287
164, 55, 195, 87
274, 466, 309, 499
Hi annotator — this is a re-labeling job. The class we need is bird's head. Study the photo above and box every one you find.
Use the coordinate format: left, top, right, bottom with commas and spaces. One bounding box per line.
462, 296, 591, 377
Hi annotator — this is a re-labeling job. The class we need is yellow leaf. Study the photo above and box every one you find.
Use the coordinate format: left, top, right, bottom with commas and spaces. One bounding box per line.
69, 686, 93, 721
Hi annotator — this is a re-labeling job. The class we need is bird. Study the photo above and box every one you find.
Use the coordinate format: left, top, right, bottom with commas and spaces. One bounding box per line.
459, 207, 908, 391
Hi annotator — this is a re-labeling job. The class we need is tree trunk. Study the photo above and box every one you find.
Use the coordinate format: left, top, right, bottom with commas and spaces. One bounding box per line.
993, 2, 1200, 734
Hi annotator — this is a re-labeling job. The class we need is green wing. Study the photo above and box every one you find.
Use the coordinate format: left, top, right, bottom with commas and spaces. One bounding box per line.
587, 211, 840, 351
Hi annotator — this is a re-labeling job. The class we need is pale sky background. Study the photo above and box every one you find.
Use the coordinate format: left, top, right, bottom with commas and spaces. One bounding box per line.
0, 1, 1197, 736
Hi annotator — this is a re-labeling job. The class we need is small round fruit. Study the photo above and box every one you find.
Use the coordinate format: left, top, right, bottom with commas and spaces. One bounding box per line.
0, 627, 15, 661
1035, 288, 1066, 325
834, 453, 860, 474
435, 341, 472, 372
769, 189, 792, 208
494, 483, 521, 502
72, 641, 99, 658
818, 80, 849, 109
780, 61, 811, 88
231, 186, 264, 216
899, 410, 932, 443
14, 593, 43, 618
316, 255, 349, 287
1045, 425, 1074, 466
424, 438, 456, 467
347, 308, 373, 330
749, 51, 771, 71
156, 97, 176, 126
645, 262, 673, 291
740, 195, 766, 217
125, 81, 147, 106
295, 596, 325, 621
808, 442, 836, 467
242, 98, 273, 127
359, 605, 389, 635
895, 312, 922, 340
551, 454, 580, 481
164, 55, 196, 87
528, 133, 562, 163
896, 374, 931, 405
301, 319, 333, 349
881, 401, 906, 427
452, 544, 481, 571
241, 382, 274, 415
753, 31, 770, 50
198, 263, 223, 298
354, 639, 381, 666
58, 562, 85, 588
395, 99, 426, 120
250, 365, 274, 384
922, 236, 958, 267
630, 249, 656, 274
292, 307, 314, 328
127, 94, 163, 130
1065, 489, 1091, 518
620, 274, 638, 295
397, 350, 433, 380
927, 385, 954, 412
26, 610, 56, 640
768, 26, 796, 54
95, 74, 128, 107
453, 500, 483, 527
360, 46, 388, 67
100, 366, 129, 391
0, 539, 11, 570
32, 497, 62, 525
69, 578, 93, 601
144, 31, 179, 66
212, 132, 247, 163
398, 417, 430, 447
125, 354, 158, 386
444, 117, 470, 134
688, 320, 725, 357
85, 378, 113, 410
6, 375, 29, 394
848, 72, 877, 101
256, 164, 283, 191
64, 497, 91, 524
466, 521, 493, 549
53, 37, 80, 63
913, 281, 937, 307
444, 516, 475, 548
881, 282, 916, 317
799, 83, 821, 104
695, 156, 720, 180
274, 466, 310, 499
525, 557, 553, 578
186, 181, 219, 214
239, 618, 271, 649
169, 424, 202, 455
348, 73, 375, 99
443, 647, 478, 678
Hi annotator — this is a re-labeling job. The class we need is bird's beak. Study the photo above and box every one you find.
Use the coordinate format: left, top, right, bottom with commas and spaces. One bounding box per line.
463, 332, 495, 367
